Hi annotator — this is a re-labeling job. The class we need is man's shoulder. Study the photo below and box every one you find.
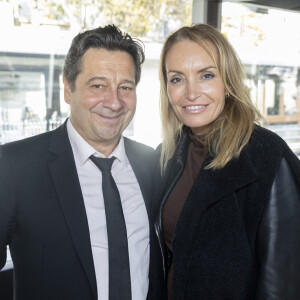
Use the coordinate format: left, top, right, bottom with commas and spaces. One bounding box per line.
123, 137, 156, 170
123, 137, 154, 155
0, 125, 64, 158
1, 131, 50, 152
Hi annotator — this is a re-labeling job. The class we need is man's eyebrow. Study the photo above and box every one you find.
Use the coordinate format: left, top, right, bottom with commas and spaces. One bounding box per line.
122, 79, 136, 85
85, 76, 107, 86
85, 77, 136, 86
167, 66, 217, 74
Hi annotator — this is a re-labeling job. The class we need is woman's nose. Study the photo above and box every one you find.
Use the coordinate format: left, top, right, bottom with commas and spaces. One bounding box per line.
185, 81, 201, 102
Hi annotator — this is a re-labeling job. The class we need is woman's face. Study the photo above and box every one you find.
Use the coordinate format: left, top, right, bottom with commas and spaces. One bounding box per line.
165, 40, 226, 135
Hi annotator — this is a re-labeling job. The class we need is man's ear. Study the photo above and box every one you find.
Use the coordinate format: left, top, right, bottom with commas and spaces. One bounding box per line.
63, 76, 71, 104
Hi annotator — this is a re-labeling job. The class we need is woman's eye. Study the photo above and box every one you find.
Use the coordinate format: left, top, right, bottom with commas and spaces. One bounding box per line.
202, 73, 214, 80
170, 77, 182, 84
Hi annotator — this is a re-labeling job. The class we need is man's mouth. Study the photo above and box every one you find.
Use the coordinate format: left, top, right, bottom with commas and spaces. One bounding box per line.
94, 112, 123, 123
101, 115, 120, 119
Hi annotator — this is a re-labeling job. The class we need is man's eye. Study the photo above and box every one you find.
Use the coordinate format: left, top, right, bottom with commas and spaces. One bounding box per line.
93, 84, 103, 88
120, 86, 133, 91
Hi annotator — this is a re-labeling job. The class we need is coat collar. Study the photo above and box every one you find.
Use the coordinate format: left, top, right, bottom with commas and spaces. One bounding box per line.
171, 128, 258, 209
168, 131, 259, 245
48, 121, 98, 299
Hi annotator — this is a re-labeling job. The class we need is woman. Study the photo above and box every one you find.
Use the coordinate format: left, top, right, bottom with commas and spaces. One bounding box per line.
150, 24, 300, 300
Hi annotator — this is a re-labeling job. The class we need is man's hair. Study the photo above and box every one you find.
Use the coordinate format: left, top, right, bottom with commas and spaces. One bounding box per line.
63, 24, 145, 91
159, 23, 262, 171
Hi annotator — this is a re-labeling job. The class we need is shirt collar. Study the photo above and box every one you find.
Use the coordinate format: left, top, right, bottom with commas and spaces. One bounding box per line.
67, 119, 129, 167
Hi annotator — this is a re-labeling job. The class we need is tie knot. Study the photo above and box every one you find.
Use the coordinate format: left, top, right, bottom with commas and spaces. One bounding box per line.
90, 156, 116, 173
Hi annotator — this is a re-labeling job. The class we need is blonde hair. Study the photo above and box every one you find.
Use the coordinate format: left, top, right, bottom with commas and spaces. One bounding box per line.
160, 23, 262, 171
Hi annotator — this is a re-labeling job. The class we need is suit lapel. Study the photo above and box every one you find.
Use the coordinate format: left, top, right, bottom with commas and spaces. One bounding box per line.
124, 138, 153, 216
48, 123, 97, 299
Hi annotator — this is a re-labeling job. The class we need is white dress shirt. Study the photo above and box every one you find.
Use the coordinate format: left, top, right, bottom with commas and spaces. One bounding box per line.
67, 120, 149, 300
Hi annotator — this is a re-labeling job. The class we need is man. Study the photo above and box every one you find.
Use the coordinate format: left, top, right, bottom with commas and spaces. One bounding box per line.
0, 25, 154, 300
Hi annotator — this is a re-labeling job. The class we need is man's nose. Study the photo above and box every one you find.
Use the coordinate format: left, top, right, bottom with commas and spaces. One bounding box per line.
103, 88, 123, 111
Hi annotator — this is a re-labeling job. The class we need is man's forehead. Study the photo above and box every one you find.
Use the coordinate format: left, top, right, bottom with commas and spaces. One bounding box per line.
85, 61, 133, 67
81, 50, 134, 70
83, 64, 135, 78
83, 48, 133, 62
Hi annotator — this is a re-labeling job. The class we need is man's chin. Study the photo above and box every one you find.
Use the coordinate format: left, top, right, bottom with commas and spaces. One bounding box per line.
95, 128, 123, 144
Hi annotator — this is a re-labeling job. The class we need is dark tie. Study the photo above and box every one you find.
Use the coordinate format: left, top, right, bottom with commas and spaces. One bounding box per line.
90, 156, 132, 300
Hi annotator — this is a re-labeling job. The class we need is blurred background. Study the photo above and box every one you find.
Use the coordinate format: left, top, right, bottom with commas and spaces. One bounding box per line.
0, 0, 300, 297
0, 0, 299, 152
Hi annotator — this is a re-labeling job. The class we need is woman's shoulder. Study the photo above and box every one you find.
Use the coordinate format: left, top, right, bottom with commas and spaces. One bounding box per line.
248, 125, 289, 155
246, 125, 300, 175
251, 125, 285, 144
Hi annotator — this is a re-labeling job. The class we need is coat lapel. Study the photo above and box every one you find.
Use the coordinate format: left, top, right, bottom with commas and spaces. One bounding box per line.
48, 123, 97, 299
174, 149, 258, 296
191, 149, 258, 212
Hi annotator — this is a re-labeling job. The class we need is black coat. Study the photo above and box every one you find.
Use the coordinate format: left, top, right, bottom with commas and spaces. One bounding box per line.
0, 121, 155, 300
149, 126, 300, 300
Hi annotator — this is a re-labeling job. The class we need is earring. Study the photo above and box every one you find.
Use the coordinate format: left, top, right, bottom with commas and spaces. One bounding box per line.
225, 93, 229, 98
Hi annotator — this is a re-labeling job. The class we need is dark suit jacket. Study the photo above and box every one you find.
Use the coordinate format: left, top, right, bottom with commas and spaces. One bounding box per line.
0, 121, 155, 300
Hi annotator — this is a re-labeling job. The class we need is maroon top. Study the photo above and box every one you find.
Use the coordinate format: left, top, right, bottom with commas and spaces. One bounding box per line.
162, 133, 207, 299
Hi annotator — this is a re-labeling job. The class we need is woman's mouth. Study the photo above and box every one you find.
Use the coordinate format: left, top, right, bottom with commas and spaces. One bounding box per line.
183, 104, 208, 112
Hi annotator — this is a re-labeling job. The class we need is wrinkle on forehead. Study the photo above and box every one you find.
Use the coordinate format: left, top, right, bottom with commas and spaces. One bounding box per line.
81, 49, 136, 84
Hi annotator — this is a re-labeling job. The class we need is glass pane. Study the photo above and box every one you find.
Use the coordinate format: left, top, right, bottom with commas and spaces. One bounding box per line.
0, 0, 192, 147
221, 2, 300, 124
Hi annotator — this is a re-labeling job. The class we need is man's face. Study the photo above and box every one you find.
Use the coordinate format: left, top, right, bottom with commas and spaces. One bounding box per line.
64, 48, 137, 155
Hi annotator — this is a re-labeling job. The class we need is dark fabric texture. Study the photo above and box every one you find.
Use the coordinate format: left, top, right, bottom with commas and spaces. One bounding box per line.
163, 131, 206, 299
149, 125, 300, 300
0, 120, 155, 300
